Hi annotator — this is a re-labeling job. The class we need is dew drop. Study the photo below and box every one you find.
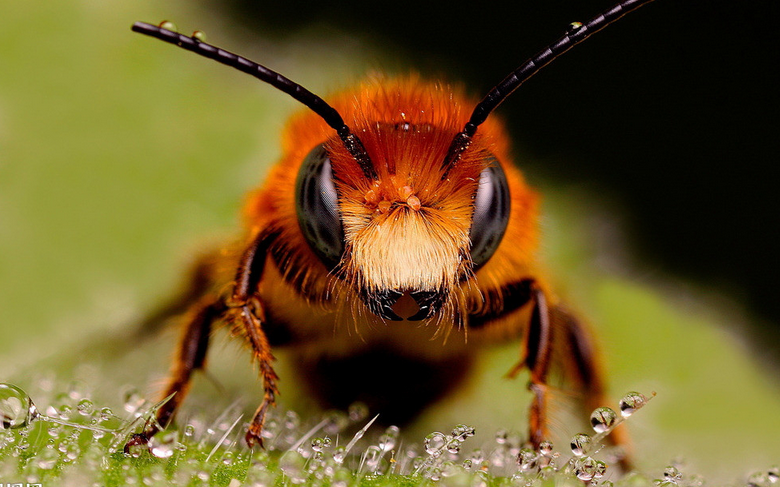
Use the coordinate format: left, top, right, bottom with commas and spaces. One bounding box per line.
594, 460, 607, 479
36, 446, 59, 470
191, 30, 207, 42
125, 440, 147, 459
495, 429, 508, 445
150, 433, 177, 459
378, 433, 396, 453
575, 456, 598, 481
568, 21, 584, 33
311, 437, 325, 452
0, 383, 38, 429
619, 392, 647, 417
590, 407, 617, 433
517, 448, 538, 471
451, 424, 476, 441
570, 433, 592, 457
424, 432, 446, 455
768, 466, 779, 483
332, 446, 346, 464
158, 20, 178, 32
445, 437, 461, 454
663, 466, 682, 481
183, 424, 196, 438
77, 398, 94, 416
538, 440, 553, 456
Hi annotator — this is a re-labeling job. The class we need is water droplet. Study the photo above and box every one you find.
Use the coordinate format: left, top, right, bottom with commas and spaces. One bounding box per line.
332, 446, 346, 464
568, 21, 584, 33
0, 383, 38, 429
37, 446, 59, 470
575, 456, 598, 481
158, 20, 178, 32
768, 466, 779, 483
594, 460, 607, 479
570, 433, 592, 456
445, 437, 461, 454
77, 398, 94, 416
517, 448, 538, 471
378, 433, 396, 453
451, 424, 475, 441
663, 466, 682, 481
495, 429, 508, 444
619, 392, 647, 417
192, 30, 207, 42
311, 437, 326, 452
348, 402, 368, 422
538, 440, 553, 456
99, 407, 114, 423
424, 432, 446, 455
183, 424, 196, 438
590, 407, 617, 433
150, 433, 177, 459
125, 440, 147, 458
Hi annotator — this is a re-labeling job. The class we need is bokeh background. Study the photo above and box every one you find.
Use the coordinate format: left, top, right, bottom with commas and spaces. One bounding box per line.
1, 0, 779, 481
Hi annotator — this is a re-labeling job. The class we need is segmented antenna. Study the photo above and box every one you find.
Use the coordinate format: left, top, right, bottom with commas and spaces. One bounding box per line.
443, 0, 656, 169
131, 21, 377, 180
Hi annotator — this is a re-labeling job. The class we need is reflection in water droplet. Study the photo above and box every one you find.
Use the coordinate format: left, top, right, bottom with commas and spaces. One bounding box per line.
192, 30, 207, 42
590, 407, 617, 433
0, 383, 38, 430
619, 392, 647, 417
570, 433, 592, 457
575, 456, 597, 481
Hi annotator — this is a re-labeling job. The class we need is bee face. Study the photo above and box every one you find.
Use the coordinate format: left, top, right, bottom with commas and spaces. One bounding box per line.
294, 103, 511, 321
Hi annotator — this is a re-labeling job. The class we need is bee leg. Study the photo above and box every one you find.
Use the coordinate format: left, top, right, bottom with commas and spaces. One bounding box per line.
125, 296, 223, 451
225, 229, 280, 448
522, 283, 553, 448
554, 305, 634, 470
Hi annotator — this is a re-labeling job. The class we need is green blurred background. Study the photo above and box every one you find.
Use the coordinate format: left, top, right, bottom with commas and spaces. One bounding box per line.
1, 0, 778, 481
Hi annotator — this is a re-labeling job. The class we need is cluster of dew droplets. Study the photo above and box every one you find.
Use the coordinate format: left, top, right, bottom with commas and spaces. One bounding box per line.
650, 465, 709, 487
411, 424, 477, 480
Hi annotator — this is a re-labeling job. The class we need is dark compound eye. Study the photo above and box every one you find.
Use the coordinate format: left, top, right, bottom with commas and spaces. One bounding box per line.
469, 159, 511, 270
295, 145, 344, 270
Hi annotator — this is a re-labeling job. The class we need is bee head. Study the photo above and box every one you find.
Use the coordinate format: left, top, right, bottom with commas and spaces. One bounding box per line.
294, 80, 511, 322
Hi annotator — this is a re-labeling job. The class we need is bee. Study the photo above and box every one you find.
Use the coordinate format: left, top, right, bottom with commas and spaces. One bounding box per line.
127, 0, 655, 462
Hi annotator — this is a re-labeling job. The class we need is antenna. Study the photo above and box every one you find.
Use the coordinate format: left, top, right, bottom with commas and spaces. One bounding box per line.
443, 0, 656, 169
131, 22, 377, 180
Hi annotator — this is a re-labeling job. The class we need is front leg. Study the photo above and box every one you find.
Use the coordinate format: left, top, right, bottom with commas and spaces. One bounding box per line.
522, 283, 553, 448
225, 229, 280, 448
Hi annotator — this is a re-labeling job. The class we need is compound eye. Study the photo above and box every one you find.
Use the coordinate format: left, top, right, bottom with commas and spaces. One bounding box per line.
295, 145, 344, 270
469, 158, 511, 270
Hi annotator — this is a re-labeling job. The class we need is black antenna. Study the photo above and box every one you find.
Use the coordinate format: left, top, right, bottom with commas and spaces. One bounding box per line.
443, 0, 656, 170
131, 22, 377, 180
